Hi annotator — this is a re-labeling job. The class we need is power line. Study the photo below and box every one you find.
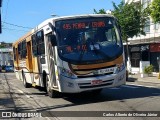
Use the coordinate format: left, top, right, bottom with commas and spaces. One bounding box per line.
2, 27, 29, 32
2, 21, 33, 29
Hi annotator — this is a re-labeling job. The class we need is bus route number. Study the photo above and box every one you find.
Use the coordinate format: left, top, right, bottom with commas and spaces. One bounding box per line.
63, 21, 105, 30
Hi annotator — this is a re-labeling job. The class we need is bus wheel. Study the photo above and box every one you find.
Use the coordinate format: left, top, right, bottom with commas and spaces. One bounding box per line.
46, 76, 59, 98
22, 73, 31, 88
42, 73, 47, 92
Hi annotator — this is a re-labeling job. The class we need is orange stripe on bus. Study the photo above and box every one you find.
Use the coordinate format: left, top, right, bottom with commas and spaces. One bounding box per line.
70, 55, 123, 70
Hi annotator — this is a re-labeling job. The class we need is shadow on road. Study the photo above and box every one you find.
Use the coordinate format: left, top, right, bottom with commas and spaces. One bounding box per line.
1, 83, 160, 118
2, 72, 160, 113
63, 85, 160, 104
27, 84, 160, 113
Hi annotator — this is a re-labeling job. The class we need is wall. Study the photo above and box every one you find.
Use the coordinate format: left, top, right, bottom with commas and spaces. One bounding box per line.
0, 48, 13, 66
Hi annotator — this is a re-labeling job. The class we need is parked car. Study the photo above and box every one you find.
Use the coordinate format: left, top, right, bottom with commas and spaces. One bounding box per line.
1, 65, 6, 72
5, 65, 14, 72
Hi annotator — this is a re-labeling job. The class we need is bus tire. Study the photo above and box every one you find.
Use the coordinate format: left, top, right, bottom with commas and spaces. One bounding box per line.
42, 72, 47, 92
48, 89, 59, 98
46, 76, 59, 98
22, 72, 31, 88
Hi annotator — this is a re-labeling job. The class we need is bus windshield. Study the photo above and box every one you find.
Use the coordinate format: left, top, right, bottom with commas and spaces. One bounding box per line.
55, 17, 123, 64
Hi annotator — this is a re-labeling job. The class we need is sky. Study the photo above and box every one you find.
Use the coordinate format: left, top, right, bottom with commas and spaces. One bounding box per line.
0, 0, 121, 43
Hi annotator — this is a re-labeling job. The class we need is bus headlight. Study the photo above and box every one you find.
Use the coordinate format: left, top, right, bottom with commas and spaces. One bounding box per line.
58, 67, 77, 79
115, 63, 125, 73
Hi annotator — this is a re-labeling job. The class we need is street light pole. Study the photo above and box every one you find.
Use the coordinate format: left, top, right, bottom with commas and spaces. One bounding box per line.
157, 56, 160, 79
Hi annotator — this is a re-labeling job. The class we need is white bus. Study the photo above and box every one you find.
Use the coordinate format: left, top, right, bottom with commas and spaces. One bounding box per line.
13, 14, 126, 98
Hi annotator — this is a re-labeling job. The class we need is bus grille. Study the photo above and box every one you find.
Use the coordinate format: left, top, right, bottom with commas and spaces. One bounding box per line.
77, 72, 113, 78
78, 79, 114, 89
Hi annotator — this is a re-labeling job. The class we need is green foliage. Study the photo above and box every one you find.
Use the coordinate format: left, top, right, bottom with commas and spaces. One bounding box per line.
94, 1, 149, 42
0, 45, 5, 48
112, 1, 149, 42
143, 65, 153, 74
93, 9, 106, 14
150, 0, 160, 23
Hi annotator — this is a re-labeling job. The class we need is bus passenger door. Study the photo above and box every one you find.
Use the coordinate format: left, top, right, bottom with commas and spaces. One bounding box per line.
15, 47, 19, 68
26, 41, 33, 71
47, 35, 57, 87
13, 47, 21, 80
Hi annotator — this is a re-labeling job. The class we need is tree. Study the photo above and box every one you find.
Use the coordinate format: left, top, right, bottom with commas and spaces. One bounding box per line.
94, 1, 149, 42
150, 0, 160, 23
94, 9, 106, 14
94, 1, 149, 72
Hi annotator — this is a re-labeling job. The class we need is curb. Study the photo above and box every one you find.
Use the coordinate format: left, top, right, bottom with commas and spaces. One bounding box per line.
137, 80, 160, 84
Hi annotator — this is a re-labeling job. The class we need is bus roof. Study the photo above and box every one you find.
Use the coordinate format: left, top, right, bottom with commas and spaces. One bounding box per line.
12, 30, 33, 46
41, 14, 114, 26
51, 14, 114, 21
36, 14, 115, 31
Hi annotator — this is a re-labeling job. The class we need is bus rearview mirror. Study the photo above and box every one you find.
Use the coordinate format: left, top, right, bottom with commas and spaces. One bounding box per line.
48, 35, 57, 46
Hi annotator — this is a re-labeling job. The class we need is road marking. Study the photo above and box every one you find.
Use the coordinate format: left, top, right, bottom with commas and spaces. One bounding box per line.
127, 83, 159, 88
45, 117, 52, 120
17, 89, 31, 98
121, 85, 139, 89
16, 91, 51, 120
7, 81, 32, 98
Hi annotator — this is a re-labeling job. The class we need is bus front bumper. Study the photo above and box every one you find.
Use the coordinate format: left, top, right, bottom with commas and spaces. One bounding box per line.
58, 70, 126, 93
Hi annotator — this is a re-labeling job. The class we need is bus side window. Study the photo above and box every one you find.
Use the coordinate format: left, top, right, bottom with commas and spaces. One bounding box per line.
32, 34, 38, 56
21, 40, 27, 59
18, 43, 22, 59
36, 30, 45, 55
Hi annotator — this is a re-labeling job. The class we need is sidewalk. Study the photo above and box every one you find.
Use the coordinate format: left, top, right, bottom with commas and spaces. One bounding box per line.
128, 73, 160, 84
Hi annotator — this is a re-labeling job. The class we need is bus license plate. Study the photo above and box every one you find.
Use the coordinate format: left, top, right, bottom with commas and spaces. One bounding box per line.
98, 67, 114, 74
91, 80, 103, 85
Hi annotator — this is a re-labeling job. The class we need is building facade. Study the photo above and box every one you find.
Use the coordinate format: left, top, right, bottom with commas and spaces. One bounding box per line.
0, 42, 13, 66
125, 0, 160, 73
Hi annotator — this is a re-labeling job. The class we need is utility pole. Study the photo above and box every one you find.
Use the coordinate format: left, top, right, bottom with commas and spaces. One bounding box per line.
0, 0, 2, 33
157, 56, 160, 79
0, 0, 2, 8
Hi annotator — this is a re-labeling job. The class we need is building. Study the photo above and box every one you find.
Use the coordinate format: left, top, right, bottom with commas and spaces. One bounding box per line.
0, 42, 12, 47
0, 42, 13, 66
125, 0, 160, 73
0, 0, 2, 33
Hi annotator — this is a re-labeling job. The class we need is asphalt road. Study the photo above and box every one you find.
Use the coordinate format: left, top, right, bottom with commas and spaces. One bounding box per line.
0, 73, 160, 120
